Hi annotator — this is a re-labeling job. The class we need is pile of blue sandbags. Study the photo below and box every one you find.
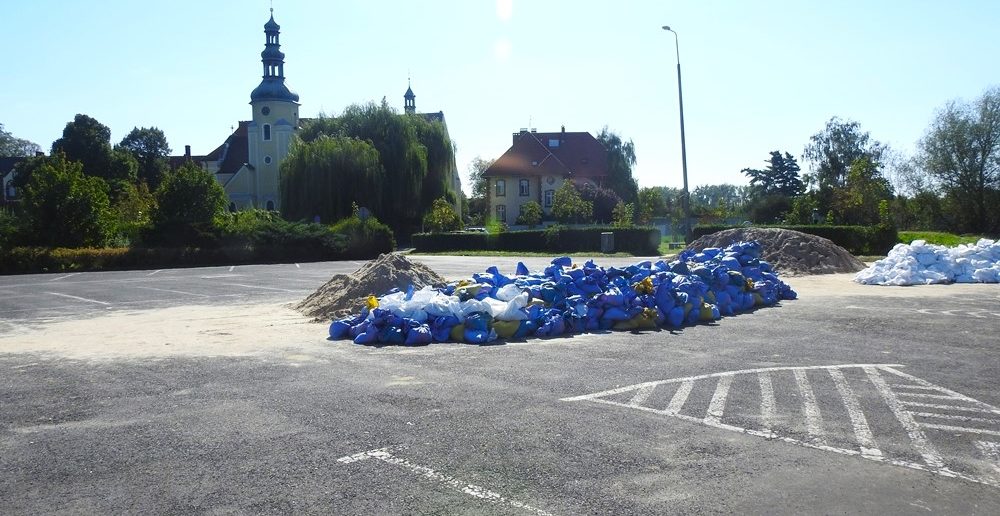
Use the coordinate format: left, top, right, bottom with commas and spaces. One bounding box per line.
328, 240, 797, 346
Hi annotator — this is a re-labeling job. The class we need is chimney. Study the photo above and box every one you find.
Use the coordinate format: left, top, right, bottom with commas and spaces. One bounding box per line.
184, 145, 191, 158
561, 125, 566, 143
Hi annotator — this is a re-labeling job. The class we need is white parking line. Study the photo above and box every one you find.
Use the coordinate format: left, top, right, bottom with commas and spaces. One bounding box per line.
794, 369, 826, 446
47, 273, 79, 282
975, 441, 1000, 475
44, 292, 110, 306
229, 266, 235, 272
338, 448, 554, 516
920, 423, 1000, 438
830, 368, 882, 459
705, 375, 733, 425
220, 283, 300, 292
666, 380, 693, 414
865, 366, 945, 469
135, 286, 210, 298
147, 270, 162, 276
758, 371, 776, 435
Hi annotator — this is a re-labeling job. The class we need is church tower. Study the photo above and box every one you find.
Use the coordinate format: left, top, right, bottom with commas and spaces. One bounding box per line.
247, 9, 299, 211
404, 81, 416, 115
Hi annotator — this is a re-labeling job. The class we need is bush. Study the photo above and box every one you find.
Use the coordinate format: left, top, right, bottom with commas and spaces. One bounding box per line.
412, 226, 661, 255
691, 224, 898, 255
329, 214, 396, 258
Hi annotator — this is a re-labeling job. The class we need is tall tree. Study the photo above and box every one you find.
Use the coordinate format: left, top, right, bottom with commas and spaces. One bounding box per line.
551, 180, 593, 223
51, 114, 114, 179
636, 187, 666, 224
20, 153, 113, 247
467, 156, 495, 200
153, 161, 227, 228
918, 86, 1000, 234
0, 123, 41, 156
742, 151, 805, 197
117, 127, 171, 188
803, 117, 886, 190
280, 135, 384, 223
831, 156, 894, 225
596, 127, 638, 204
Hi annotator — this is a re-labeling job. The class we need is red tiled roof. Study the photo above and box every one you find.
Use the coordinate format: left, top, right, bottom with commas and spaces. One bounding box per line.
482, 130, 607, 179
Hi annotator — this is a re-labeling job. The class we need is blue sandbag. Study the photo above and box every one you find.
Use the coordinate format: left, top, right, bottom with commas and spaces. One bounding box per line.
515, 262, 530, 276
551, 256, 572, 267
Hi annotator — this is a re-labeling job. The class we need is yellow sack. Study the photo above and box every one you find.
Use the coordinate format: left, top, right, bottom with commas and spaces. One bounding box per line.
613, 308, 658, 331
365, 295, 379, 310
450, 324, 465, 342
699, 303, 715, 321
753, 293, 765, 306
632, 277, 655, 295
493, 320, 520, 339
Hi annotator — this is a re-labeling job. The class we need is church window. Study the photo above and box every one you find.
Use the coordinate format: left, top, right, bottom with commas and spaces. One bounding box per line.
261, 106, 270, 116
495, 179, 505, 197
519, 179, 529, 196
544, 189, 554, 208
263, 124, 271, 141
266, 200, 275, 211
264, 156, 272, 165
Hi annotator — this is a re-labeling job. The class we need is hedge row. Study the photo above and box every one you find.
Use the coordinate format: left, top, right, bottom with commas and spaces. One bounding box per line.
413, 227, 662, 255
0, 238, 392, 275
691, 224, 899, 255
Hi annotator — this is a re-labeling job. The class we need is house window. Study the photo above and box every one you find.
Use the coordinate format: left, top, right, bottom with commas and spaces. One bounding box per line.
263, 124, 271, 141
548, 139, 560, 148
519, 179, 529, 196
496, 204, 506, 223
544, 189, 554, 208
264, 156, 272, 165
495, 179, 506, 197
5, 181, 15, 200
266, 200, 275, 211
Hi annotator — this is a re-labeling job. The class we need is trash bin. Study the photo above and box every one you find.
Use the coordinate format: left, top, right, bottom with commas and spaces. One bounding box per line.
601, 232, 614, 253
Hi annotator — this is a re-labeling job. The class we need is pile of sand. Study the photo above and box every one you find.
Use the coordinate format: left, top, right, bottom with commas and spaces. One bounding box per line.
686, 228, 865, 276
294, 253, 448, 321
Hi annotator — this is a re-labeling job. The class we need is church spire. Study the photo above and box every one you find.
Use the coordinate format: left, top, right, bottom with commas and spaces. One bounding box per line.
404, 78, 416, 115
250, 9, 299, 103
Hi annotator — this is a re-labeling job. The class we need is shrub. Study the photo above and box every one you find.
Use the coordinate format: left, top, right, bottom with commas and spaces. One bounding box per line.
516, 201, 543, 228
422, 197, 463, 233
329, 214, 396, 258
412, 227, 661, 255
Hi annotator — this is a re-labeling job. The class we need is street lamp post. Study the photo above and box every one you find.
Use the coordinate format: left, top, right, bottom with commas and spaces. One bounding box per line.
662, 25, 691, 239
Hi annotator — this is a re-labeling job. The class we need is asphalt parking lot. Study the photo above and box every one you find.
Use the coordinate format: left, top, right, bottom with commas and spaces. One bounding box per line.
2, 257, 1000, 514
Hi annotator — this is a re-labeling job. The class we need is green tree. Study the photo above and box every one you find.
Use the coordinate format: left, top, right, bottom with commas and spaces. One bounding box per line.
578, 182, 622, 223
465, 156, 495, 223
20, 153, 113, 247
117, 127, 171, 189
597, 127, 638, 204
280, 135, 384, 223
153, 161, 227, 228
612, 202, 635, 228
552, 180, 592, 223
691, 184, 747, 219
831, 157, 894, 225
918, 86, 1000, 234
423, 197, 463, 232
111, 181, 155, 244
516, 201, 543, 228
637, 187, 666, 224
51, 114, 114, 180
0, 123, 41, 156
803, 118, 886, 217
742, 151, 805, 197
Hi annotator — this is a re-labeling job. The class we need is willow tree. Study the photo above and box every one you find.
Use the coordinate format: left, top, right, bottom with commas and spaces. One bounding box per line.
292, 100, 456, 232
280, 135, 383, 223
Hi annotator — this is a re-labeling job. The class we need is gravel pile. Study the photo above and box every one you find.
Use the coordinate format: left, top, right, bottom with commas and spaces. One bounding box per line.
686, 228, 865, 276
295, 253, 447, 321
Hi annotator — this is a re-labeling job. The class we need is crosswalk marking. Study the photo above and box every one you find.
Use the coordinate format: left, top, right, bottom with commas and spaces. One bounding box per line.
829, 368, 881, 459
758, 371, 776, 436
794, 369, 826, 446
562, 364, 1000, 490
666, 380, 693, 414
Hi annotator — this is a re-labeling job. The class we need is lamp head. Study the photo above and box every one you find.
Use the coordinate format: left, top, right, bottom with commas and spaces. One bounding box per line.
662, 25, 671, 31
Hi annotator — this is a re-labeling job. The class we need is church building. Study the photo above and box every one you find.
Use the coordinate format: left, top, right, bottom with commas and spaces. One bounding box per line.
175, 11, 461, 214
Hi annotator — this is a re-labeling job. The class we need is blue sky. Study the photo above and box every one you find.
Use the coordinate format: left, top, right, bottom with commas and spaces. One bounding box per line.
5, 1, 999, 194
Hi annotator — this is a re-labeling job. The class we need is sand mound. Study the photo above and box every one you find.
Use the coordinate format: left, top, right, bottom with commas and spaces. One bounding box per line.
294, 253, 448, 321
686, 228, 865, 276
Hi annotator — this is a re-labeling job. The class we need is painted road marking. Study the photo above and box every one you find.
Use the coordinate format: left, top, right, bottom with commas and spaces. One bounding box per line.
563, 364, 1000, 490
44, 292, 110, 306
338, 448, 554, 515
794, 369, 827, 446
147, 269, 162, 276
229, 266, 235, 272
46, 273, 79, 282
200, 274, 243, 279
134, 286, 210, 298
219, 283, 300, 292
975, 441, 1000, 475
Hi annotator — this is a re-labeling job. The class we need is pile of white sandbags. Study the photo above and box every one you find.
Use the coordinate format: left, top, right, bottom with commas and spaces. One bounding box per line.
855, 239, 1000, 285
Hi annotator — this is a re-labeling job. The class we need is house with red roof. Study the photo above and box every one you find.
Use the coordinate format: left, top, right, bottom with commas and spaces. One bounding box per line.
482, 128, 608, 224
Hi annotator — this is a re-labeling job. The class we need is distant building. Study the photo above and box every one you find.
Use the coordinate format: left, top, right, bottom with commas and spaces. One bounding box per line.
174, 11, 461, 215
482, 128, 608, 224
1, 157, 27, 206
